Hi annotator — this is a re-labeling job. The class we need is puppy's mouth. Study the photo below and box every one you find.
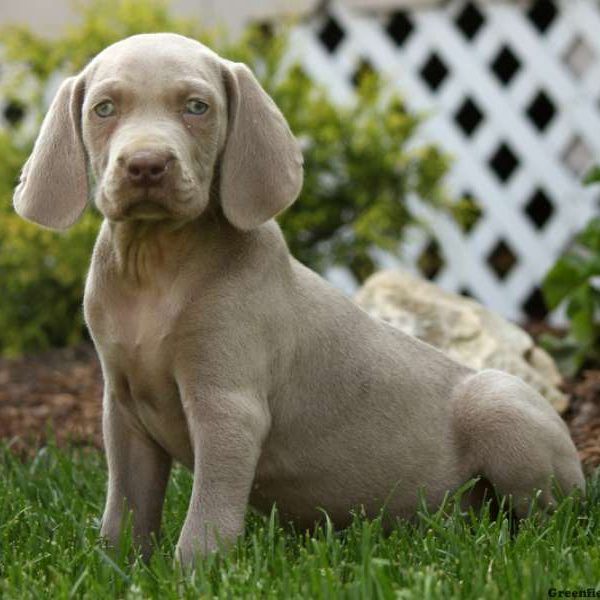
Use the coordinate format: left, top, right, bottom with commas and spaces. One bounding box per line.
98, 187, 177, 222
124, 199, 172, 220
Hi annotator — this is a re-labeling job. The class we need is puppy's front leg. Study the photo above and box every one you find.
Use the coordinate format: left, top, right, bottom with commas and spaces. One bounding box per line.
175, 388, 269, 567
101, 392, 172, 560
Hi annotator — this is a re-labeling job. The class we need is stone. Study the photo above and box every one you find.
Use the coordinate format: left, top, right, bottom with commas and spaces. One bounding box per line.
354, 269, 568, 413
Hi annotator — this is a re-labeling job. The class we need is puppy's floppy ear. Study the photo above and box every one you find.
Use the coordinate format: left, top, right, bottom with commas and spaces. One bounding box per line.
13, 75, 88, 230
220, 62, 303, 230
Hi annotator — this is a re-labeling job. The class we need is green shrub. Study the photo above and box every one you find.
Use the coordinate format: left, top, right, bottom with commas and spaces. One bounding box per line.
542, 169, 600, 376
0, 0, 457, 356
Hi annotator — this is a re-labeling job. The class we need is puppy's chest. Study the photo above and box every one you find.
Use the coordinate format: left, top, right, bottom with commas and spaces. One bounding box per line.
88, 285, 188, 425
93, 287, 196, 463
92, 287, 178, 363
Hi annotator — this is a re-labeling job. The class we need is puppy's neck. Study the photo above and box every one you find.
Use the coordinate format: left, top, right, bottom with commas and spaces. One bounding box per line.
107, 216, 208, 287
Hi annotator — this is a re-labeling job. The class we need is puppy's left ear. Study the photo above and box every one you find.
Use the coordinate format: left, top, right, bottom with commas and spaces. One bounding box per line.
220, 62, 303, 230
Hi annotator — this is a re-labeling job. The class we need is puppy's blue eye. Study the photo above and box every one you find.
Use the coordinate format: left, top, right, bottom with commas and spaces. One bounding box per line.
185, 99, 209, 115
94, 100, 115, 118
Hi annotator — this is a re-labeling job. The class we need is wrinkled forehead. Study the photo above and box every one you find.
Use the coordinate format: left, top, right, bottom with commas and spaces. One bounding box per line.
86, 33, 223, 88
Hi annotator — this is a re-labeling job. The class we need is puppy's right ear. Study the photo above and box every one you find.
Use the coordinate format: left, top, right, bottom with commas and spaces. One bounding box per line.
13, 75, 88, 230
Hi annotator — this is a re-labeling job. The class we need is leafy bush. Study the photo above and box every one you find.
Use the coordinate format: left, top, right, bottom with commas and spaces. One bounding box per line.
542, 170, 600, 376
0, 0, 456, 356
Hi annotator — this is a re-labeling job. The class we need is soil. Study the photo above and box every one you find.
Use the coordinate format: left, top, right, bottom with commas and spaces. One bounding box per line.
0, 344, 103, 455
563, 370, 600, 474
0, 342, 599, 473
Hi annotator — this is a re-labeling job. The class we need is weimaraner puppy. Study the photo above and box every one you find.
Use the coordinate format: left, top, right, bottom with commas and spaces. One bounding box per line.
14, 33, 584, 566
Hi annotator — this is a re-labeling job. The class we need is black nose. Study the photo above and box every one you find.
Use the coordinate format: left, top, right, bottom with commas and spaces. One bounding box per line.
125, 151, 171, 186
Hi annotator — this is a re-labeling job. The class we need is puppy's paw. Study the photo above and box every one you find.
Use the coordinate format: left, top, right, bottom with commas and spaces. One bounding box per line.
174, 539, 207, 572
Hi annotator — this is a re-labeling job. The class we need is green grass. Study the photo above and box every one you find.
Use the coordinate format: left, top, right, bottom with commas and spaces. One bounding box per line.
0, 443, 599, 599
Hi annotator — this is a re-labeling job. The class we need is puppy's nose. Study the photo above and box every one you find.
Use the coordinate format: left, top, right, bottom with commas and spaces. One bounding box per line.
125, 151, 171, 186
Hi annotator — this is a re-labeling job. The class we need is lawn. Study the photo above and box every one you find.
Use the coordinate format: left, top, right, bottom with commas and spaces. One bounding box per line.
0, 443, 599, 599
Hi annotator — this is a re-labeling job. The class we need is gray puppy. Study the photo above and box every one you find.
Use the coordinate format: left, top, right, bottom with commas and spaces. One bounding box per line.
14, 33, 584, 567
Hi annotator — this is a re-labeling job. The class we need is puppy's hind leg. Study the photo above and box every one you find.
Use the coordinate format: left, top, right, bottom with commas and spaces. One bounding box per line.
452, 370, 585, 518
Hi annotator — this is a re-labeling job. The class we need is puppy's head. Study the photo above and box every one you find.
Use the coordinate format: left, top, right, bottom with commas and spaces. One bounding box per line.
13, 33, 303, 230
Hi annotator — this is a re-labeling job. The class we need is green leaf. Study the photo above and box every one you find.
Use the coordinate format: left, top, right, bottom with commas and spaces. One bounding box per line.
567, 285, 595, 345
543, 254, 590, 309
584, 165, 600, 185
576, 217, 600, 252
539, 333, 586, 378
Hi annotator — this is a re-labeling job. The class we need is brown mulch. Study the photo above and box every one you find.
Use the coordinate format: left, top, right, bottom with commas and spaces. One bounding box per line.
0, 344, 103, 455
564, 370, 600, 474
0, 342, 599, 473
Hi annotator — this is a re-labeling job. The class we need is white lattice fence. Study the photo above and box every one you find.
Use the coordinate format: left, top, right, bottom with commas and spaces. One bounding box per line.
288, 0, 600, 320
